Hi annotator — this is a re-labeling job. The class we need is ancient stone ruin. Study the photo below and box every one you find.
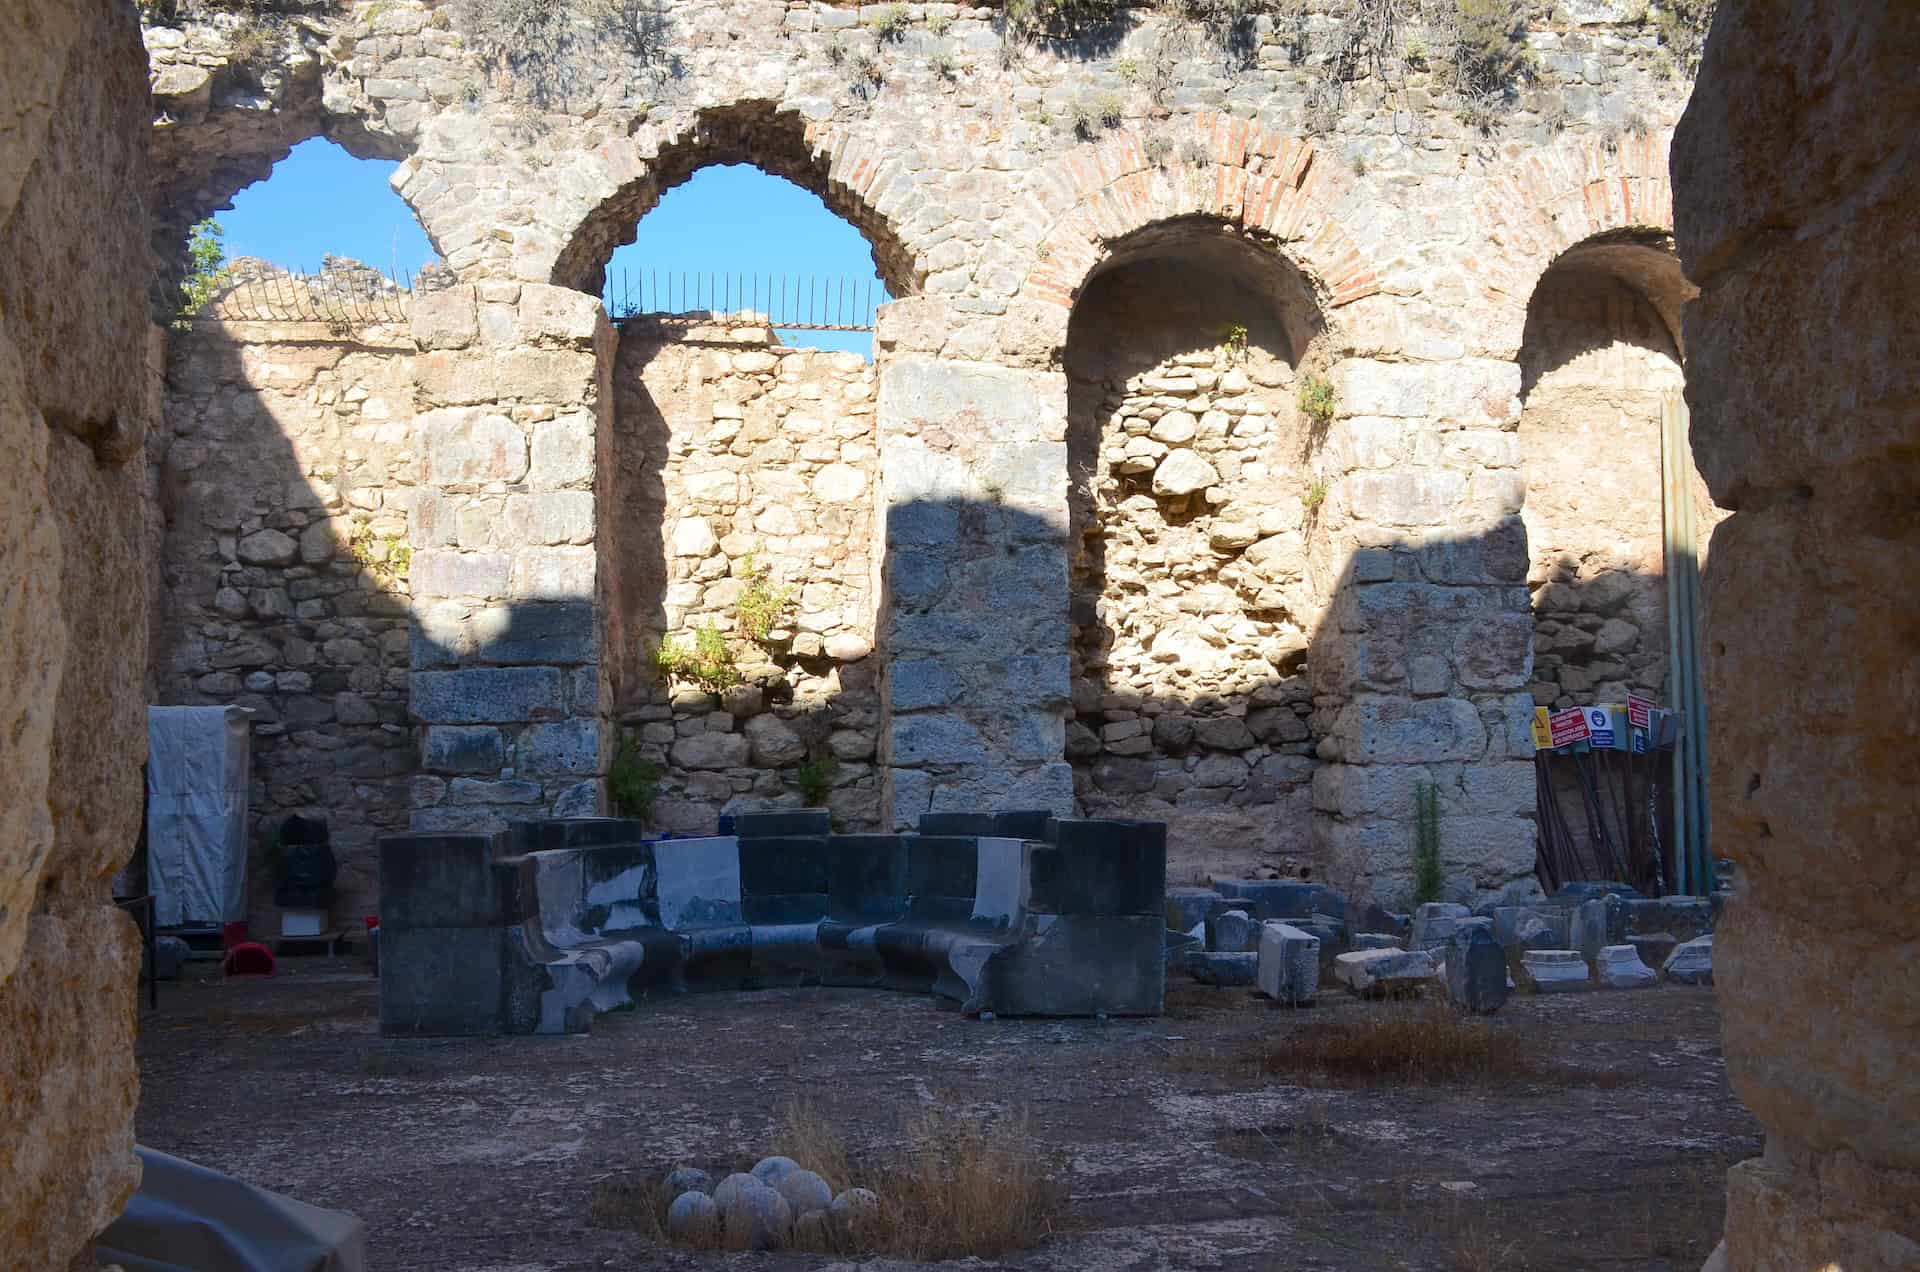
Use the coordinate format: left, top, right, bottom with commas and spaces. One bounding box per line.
1, 0, 1915, 1268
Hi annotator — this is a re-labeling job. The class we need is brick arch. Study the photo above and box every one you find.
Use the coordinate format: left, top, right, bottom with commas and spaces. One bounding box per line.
1012, 113, 1380, 350
546, 100, 920, 300
1473, 129, 1678, 328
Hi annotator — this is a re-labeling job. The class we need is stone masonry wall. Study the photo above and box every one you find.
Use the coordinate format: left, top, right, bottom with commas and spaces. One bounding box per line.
1065, 256, 1321, 882
0, 0, 153, 1263
152, 280, 417, 927
610, 323, 883, 833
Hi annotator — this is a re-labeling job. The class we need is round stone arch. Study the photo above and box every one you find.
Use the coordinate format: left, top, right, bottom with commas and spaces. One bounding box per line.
545, 100, 921, 300
1472, 129, 1682, 359
1011, 112, 1379, 359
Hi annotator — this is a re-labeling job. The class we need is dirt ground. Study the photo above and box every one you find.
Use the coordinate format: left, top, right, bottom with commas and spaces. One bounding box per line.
134, 956, 1759, 1271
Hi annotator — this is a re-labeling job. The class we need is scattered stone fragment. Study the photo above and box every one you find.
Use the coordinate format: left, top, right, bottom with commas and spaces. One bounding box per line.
1520, 949, 1590, 993
1596, 944, 1657, 989
666, 1189, 720, 1242
1409, 902, 1471, 952
723, 1181, 792, 1251
1256, 921, 1319, 1006
1333, 948, 1436, 997
749, 1155, 801, 1185
1186, 951, 1258, 986
662, 1166, 711, 1199
1571, 895, 1632, 963
830, 1187, 880, 1233
773, 1168, 834, 1217
1444, 926, 1510, 1014
712, 1172, 761, 1212
1207, 908, 1260, 953
1662, 934, 1714, 985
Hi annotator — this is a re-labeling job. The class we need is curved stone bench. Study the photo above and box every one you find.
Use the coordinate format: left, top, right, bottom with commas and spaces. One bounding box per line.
378, 811, 1166, 1036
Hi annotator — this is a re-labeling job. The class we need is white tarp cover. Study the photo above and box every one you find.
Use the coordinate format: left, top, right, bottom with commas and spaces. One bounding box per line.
147, 706, 251, 926
95, 1146, 367, 1272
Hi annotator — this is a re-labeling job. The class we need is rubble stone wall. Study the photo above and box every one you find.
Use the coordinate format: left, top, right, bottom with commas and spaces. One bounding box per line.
1675, 2, 1920, 1267
0, 0, 153, 1264
151, 301, 418, 926
608, 324, 883, 833
1065, 255, 1321, 881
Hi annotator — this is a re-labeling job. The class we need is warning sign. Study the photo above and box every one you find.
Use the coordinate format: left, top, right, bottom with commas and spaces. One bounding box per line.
1530, 708, 1554, 751
1547, 708, 1590, 748
1627, 693, 1656, 730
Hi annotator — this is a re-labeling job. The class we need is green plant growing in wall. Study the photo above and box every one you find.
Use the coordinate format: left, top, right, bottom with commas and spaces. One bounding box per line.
1413, 781, 1444, 905
1216, 321, 1249, 361
1142, 133, 1174, 167
346, 517, 411, 585
1652, 0, 1715, 74
653, 622, 742, 693
796, 755, 840, 808
1298, 373, 1338, 427
735, 553, 795, 646
607, 732, 662, 821
927, 12, 954, 36
171, 218, 229, 329
866, 3, 910, 41
930, 50, 960, 80
1301, 478, 1328, 511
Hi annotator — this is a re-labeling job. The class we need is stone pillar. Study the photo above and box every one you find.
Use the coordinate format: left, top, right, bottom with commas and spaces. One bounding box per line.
873, 300, 1076, 829
1674, 3, 1920, 1267
1308, 354, 1540, 907
406, 282, 613, 830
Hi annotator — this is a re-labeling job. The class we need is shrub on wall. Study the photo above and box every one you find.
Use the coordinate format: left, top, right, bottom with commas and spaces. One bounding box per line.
169, 218, 228, 329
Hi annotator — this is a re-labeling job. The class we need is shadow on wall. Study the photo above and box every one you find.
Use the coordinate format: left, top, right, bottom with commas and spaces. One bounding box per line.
150, 272, 420, 928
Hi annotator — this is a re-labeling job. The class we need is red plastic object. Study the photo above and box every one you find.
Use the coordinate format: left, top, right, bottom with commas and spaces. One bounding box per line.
363, 915, 379, 931
222, 942, 275, 977
221, 921, 249, 951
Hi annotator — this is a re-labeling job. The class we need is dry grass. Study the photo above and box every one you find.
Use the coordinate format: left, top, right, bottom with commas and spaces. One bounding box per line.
594, 1099, 1065, 1259
1171, 1001, 1544, 1087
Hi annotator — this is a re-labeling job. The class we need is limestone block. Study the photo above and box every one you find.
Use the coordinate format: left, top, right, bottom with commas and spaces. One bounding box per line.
1187, 951, 1257, 986
1662, 933, 1713, 985
672, 732, 751, 770
1409, 901, 1471, 951
889, 716, 988, 766
1152, 448, 1218, 496
1519, 949, 1589, 993
1257, 921, 1320, 1006
1595, 944, 1657, 989
1331, 696, 1487, 764
423, 409, 527, 486
410, 668, 566, 724
422, 725, 505, 774
0, 909, 141, 1269
409, 284, 477, 350
521, 719, 602, 777
517, 285, 602, 347
528, 412, 596, 490
505, 491, 595, 546
743, 714, 806, 767
409, 550, 510, 600
1333, 947, 1435, 996
1444, 925, 1510, 1013
236, 527, 298, 565
510, 547, 595, 600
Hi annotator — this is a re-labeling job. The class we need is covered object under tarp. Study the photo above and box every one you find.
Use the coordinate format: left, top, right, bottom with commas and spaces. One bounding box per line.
147, 705, 252, 927
95, 1147, 367, 1272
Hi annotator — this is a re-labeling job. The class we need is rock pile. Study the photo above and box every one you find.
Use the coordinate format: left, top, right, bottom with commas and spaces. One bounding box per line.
661, 1155, 878, 1252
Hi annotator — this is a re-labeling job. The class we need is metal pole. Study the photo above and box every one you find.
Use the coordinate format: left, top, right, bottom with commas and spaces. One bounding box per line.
1661, 388, 1690, 894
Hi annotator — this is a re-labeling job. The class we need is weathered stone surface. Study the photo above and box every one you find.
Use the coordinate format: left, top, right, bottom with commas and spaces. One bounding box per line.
1185, 951, 1258, 987
1594, 944, 1656, 990
1444, 925, 1510, 1013
1257, 921, 1320, 1006
665, 1189, 719, 1242
1333, 948, 1435, 996
1519, 948, 1589, 993
1661, 933, 1713, 986
1206, 908, 1259, 954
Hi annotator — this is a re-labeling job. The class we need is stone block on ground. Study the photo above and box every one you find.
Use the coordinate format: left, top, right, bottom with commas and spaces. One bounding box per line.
1571, 894, 1631, 963
1206, 908, 1260, 953
1257, 921, 1320, 1006
1626, 932, 1679, 970
1662, 933, 1713, 985
1333, 948, 1436, 997
1349, 898, 1412, 939
1444, 925, 1510, 1013
1164, 928, 1201, 971
1492, 904, 1570, 951
1186, 950, 1258, 987
1352, 932, 1402, 951
1409, 901, 1472, 951
1165, 885, 1224, 933
1520, 948, 1590, 993
1595, 944, 1657, 989
1627, 895, 1716, 942
1554, 881, 1643, 904
1208, 878, 1329, 920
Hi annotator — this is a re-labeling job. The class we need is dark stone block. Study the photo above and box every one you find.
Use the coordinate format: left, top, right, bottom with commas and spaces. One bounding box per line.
1349, 898, 1412, 938
738, 836, 829, 896
1212, 878, 1327, 920
992, 809, 1054, 839
379, 926, 504, 1036
1186, 950, 1258, 987
732, 809, 833, 838
1164, 886, 1224, 933
982, 915, 1165, 1015
1626, 896, 1715, 941
1555, 880, 1644, 903
1444, 926, 1510, 1014
1030, 820, 1166, 916
827, 835, 909, 921
743, 893, 831, 925
916, 812, 997, 836
905, 835, 980, 902
505, 818, 652, 853
378, 833, 506, 928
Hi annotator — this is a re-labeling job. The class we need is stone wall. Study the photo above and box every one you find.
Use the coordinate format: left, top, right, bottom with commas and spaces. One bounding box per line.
1064, 253, 1321, 882
1675, 3, 1920, 1267
152, 278, 417, 925
609, 323, 883, 833
0, 0, 153, 1264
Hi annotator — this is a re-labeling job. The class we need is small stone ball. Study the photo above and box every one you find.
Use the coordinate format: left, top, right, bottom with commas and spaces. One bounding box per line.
750, 1154, 801, 1185
829, 1186, 881, 1231
773, 1168, 834, 1216
665, 1189, 719, 1243
723, 1181, 792, 1251
662, 1166, 711, 1199
712, 1172, 760, 1213
793, 1208, 833, 1249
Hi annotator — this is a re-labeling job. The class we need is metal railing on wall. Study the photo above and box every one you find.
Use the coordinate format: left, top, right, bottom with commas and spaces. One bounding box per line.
197, 265, 413, 327
605, 270, 883, 332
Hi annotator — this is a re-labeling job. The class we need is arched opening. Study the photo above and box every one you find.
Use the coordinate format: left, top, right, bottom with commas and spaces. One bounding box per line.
1060, 219, 1327, 882
1517, 232, 1715, 711
148, 137, 438, 933
584, 122, 913, 837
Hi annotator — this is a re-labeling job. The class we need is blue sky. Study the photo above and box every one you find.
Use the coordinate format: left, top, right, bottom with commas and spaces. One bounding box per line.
214, 139, 886, 355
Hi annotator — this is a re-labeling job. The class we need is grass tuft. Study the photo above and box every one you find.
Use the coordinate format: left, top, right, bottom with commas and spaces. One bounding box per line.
1171, 1001, 1543, 1087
